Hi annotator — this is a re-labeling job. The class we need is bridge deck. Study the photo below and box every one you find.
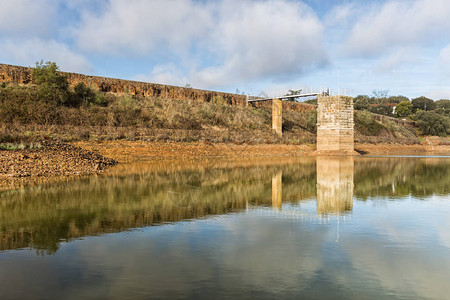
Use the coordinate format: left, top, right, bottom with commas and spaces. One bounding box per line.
247, 93, 320, 102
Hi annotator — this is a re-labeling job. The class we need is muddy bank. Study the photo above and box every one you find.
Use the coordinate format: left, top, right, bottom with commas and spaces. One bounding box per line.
1, 140, 449, 191
355, 143, 450, 155
72, 140, 316, 163
72, 140, 450, 163
0, 140, 117, 190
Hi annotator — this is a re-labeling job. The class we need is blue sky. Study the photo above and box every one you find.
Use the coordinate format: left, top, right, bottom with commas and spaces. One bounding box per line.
1, 0, 450, 99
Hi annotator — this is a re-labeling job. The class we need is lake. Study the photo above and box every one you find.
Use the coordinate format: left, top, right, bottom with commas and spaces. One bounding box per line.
1, 156, 449, 299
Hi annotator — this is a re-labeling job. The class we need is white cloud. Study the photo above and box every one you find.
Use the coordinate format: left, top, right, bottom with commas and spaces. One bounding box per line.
325, 3, 358, 27
75, 0, 212, 55
345, 0, 450, 56
74, 0, 327, 88
133, 63, 188, 87
425, 89, 450, 100
0, 0, 58, 37
373, 47, 420, 73
0, 38, 91, 73
439, 44, 450, 66
193, 0, 327, 87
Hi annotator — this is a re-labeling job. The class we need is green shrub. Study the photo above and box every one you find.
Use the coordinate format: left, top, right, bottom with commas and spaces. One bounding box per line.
304, 98, 317, 105
32, 61, 70, 105
396, 101, 412, 117
368, 104, 394, 116
354, 95, 370, 110
435, 99, 450, 116
413, 111, 450, 136
411, 96, 435, 112
355, 111, 386, 136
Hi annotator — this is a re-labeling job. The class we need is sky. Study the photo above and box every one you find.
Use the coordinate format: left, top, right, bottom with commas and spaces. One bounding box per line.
1, 0, 450, 99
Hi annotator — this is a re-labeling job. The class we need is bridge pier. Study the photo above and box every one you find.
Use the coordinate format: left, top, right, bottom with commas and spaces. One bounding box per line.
272, 98, 282, 137
316, 95, 357, 155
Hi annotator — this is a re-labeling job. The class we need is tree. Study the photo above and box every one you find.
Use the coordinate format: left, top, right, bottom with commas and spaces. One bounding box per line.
354, 95, 370, 110
435, 99, 450, 116
387, 95, 409, 104
414, 111, 450, 136
372, 89, 389, 98
74, 82, 94, 103
395, 101, 412, 117
411, 96, 435, 112
32, 61, 69, 105
369, 104, 393, 116
372, 90, 389, 105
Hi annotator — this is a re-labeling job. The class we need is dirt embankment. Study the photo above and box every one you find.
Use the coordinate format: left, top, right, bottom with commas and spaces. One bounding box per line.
0, 140, 117, 189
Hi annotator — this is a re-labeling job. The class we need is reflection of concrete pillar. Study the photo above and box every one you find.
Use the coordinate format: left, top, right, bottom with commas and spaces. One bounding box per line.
316, 156, 354, 215
317, 95, 354, 155
272, 98, 282, 137
272, 170, 282, 210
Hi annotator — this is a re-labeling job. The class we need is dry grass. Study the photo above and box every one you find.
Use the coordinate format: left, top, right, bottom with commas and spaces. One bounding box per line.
0, 86, 423, 145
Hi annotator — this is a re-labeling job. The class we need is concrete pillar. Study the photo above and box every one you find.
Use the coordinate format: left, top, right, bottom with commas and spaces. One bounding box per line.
272, 170, 282, 210
317, 95, 355, 155
272, 98, 282, 137
316, 156, 354, 215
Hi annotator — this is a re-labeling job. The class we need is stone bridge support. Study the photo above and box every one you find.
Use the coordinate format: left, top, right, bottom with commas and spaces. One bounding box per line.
272, 98, 282, 137
316, 95, 356, 155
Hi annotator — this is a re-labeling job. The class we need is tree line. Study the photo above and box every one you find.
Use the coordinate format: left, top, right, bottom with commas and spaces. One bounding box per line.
353, 92, 450, 136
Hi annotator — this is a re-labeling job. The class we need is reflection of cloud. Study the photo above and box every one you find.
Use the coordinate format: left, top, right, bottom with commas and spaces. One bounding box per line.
340, 198, 450, 299
0, 216, 328, 298
344, 237, 450, 299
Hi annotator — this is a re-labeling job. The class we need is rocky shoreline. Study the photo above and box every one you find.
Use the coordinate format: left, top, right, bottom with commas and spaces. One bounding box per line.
0, 140, 117, 190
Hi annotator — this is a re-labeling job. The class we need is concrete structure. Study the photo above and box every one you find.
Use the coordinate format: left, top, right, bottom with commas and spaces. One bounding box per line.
316, 156, 354, 215
272, 99, 283, 137
316, 95, 355, 155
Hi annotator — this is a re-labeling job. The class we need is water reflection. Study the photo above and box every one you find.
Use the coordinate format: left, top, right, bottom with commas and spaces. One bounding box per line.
271, 170, 282, 210
316, 156, 354, 215
1, 156, 450, 299
0, 158, 316, 253
0, 157, 449, 254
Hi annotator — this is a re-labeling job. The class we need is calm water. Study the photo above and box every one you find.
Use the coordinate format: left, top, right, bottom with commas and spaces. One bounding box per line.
1, 156, 449, 299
